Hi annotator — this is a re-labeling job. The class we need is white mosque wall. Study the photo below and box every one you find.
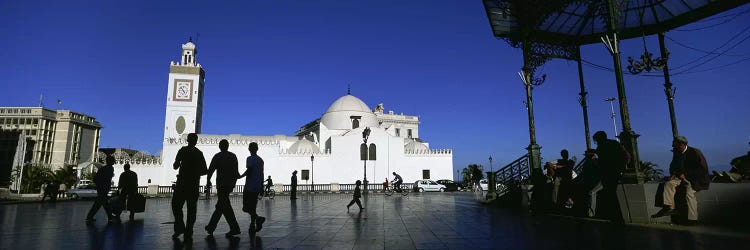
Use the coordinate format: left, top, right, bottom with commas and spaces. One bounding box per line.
112, 130, 452, 186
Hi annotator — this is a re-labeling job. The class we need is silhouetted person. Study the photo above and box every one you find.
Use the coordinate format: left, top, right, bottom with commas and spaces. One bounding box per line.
347, 180, 364, 211
392, 172, 403, 192
652, 136, 709, 224
86, 155, 116, 223
593, 131, 628, 221
554, 149, 575, 209
118, 162, 138, 220
41, 182, 55, 202
205, 181, 212, 199
171, 133, 208, 239
205, 139, 241, 237
290, 171, 297, 200
715, 153, 750, 182
240, 142, 266, 233
58, 182, 67, 199
264, 176, 273, 195
576, 149, 601, 217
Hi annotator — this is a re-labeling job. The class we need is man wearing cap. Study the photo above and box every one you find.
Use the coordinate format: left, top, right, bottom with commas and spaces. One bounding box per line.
652, 136, 709, 224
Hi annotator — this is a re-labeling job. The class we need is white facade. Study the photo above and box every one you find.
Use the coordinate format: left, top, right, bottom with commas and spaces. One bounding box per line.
113, 41, 453, 186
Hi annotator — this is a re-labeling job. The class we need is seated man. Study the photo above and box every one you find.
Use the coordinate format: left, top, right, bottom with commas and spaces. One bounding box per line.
652, 136, 710, 224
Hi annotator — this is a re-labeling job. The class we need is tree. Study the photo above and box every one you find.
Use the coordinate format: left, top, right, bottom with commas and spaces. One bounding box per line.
461, 164, 484, 186
53, 165, 77, 189
640, 161, 664, 182
21, 164, 54, 193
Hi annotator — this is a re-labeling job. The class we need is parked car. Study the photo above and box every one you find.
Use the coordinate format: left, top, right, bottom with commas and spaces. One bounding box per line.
436, 179, 461, 191
68, 184, 98, 199
413, 179, 447, 192
74, 180, 92, 189
478, 179, 507, 193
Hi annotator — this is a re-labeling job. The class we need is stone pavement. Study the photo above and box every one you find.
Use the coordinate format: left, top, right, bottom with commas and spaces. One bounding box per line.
0, 192, 748, 249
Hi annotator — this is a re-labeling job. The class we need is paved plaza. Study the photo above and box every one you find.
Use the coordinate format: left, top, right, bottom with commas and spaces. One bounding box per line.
1, 192, 748, 249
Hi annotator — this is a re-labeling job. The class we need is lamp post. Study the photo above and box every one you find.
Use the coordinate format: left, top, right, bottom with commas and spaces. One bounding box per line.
488, 156, 495, 195
361, 127, 371, 194
489, 156, 493, 173
310, 155, 314, 189
604, 97, 619, 141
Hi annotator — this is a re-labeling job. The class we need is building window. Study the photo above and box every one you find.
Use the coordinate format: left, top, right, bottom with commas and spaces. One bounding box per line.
301, 169, 310, 181
422, 170, 430, 179
407, 129, 412, 138
395, 128, 400, 137
350, 116, 362, 129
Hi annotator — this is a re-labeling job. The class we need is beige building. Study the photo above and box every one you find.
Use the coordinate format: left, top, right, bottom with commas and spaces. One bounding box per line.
0, 107, 102, 169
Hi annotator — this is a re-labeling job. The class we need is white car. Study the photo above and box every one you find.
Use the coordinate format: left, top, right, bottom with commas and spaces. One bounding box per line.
413, 179, 447, 192
68, 184, 98, 199
478, 179, 507, 193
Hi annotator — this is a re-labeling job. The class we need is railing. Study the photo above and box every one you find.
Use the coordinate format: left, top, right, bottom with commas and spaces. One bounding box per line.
493, 154, 530, 196
572, 157, 586, 174
157, 186, 172, 194
137, 186, 148, 194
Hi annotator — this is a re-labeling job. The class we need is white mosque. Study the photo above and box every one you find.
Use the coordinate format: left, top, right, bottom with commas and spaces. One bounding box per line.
114, 40, 453, 186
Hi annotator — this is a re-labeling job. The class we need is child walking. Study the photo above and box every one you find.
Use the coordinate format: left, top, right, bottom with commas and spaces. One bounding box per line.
347, 180, 364, 211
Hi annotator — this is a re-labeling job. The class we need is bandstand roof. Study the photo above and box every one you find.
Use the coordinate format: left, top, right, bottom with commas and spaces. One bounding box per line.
483, 0, 749, 45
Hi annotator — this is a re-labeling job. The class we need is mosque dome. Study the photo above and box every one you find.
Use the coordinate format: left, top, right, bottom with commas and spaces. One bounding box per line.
320, 94, 378, 130
404, 140, 429, 151
288, 139, 320, 154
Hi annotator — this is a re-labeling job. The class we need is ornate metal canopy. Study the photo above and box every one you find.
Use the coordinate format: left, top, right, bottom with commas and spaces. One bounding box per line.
483, 0, 749, 46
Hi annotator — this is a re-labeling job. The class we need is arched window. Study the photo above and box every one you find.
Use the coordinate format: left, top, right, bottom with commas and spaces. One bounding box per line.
368, 143, 377, 160
352, 119, 360, 129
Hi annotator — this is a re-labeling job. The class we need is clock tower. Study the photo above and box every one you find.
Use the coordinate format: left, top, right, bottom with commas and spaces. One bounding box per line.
163, 39, 205, 142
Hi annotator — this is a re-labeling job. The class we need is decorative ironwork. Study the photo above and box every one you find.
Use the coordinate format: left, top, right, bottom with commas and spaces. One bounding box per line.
627, 37, 668, 74
493, 154, 530, 196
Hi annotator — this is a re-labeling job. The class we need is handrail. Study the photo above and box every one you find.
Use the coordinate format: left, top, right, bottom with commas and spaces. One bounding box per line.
493, 154, 530, 197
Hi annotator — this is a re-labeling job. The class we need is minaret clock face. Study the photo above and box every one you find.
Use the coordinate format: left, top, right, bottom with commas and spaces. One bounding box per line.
173, 79, 193, 101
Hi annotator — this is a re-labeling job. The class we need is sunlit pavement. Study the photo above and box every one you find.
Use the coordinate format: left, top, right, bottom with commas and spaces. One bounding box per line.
1, 192, 748, 249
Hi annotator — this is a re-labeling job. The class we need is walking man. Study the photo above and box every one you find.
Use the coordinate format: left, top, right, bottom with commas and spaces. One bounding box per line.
117, 163, 138, 220
240, 142, 266, 234
171, 133, 208, 239
290, 171, 298, 200
205, 139, 241, 237
652, 136, 709, 224
593, 131, 628, 221
86, 155, 116, 223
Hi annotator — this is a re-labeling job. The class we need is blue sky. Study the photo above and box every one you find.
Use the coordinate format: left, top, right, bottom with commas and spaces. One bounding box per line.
2, 1, 749, 179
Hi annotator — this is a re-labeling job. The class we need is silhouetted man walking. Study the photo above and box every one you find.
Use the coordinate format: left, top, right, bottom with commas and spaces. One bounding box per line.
593, 131, 628, 222
290, 171, 298, 200
118, 163, 138, 220
240, 142, 266, 234
171, 133, 208, 239
86, 155, 116, 223
205, 139, 241, 237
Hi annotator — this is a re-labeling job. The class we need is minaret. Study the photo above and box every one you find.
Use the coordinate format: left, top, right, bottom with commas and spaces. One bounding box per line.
163, 39, 205, 142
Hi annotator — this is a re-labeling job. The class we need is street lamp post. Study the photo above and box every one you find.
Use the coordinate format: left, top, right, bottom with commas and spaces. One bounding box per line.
604, 97, 619, 141
361, 127, 371, 194
488, 156, 495, 195
310, 155, 314, 189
